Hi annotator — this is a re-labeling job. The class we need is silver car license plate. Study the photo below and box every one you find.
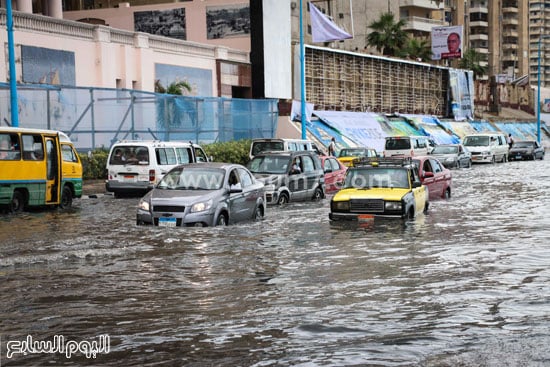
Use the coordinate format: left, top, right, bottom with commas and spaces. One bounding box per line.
158, 217, 177, 227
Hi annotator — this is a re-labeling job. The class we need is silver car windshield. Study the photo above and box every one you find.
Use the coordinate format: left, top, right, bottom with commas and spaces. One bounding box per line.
158, 168, 225, 190
432, 146, 458, 154
248, 156, 290, 174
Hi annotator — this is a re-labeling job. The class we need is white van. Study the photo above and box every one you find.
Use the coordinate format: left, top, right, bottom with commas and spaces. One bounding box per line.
249, 138, 317, 160
383, 136, 430, 157
106, 140, 209, 197
462, 133, 508, 163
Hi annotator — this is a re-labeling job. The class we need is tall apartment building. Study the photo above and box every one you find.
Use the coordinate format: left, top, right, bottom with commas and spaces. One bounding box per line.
529, 1, 550, 88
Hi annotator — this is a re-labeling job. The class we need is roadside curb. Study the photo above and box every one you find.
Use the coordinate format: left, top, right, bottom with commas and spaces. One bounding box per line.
80, 192, 114, 199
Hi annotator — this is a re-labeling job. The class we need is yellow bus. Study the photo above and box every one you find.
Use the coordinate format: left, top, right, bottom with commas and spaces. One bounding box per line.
0, 127, 83, 212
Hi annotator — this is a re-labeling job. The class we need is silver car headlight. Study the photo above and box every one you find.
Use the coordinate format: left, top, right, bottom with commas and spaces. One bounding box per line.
191, 199, 213, 213
264, 184, 276, 192
385, 201, 402, 211
138, 199, 150, 211
445, 157, 456, 162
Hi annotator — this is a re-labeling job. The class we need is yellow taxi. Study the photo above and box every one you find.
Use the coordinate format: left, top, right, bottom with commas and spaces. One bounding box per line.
337, 147, 377, 167
329, 157, 428, 221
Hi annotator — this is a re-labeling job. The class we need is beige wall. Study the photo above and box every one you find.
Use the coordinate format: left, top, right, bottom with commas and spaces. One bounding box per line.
63, 0, 251, 52
0, 10, 249, 94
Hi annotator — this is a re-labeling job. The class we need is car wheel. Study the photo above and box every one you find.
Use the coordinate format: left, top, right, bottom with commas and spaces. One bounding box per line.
277, 193, 289, 205
215, 212, 228, 226
9, 191, 26, 213
423, 201, 429, 213
253, 205, 264, 221
466, 159, 472, 168
312, 187, 324, 201
491, 155, 496, 164
407, 208, 415, 219
59, 186, 73, 209
444, 188, 451, 199
541, 154, 545, 160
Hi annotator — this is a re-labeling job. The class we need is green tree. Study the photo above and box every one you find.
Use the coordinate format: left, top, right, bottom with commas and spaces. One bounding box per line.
400, 38, 433, 62
154, 80, 192, 95
366, 12, 408, 57
458, 49, 487, 80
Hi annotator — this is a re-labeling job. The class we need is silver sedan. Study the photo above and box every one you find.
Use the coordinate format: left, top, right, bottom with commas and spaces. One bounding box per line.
430, 144, 472, 168
136, 163, 266, 227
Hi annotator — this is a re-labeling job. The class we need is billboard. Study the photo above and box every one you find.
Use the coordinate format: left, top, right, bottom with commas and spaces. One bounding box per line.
432, 25, 463, 61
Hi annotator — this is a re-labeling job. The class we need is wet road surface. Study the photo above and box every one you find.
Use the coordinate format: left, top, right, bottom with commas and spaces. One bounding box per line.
1, 159, 549, 366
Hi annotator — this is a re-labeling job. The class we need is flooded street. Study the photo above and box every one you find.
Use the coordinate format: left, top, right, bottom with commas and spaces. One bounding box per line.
1, 159, 549, 366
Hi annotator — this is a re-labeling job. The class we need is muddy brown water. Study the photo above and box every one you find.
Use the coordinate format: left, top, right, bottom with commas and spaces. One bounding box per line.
1, 160, 549, 366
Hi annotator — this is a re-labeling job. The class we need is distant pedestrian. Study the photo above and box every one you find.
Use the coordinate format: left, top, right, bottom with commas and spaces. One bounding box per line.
328, 137, 336, 156
507, 133, 514, 149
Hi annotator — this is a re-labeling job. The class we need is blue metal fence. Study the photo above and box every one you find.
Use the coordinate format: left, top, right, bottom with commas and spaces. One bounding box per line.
0, 84, 278, 150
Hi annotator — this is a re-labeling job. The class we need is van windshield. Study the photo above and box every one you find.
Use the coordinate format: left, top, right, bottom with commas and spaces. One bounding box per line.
252, 141, 284, 156
109, 145, 149, 165
463, 136, 489, 146
385, 138, 411, 150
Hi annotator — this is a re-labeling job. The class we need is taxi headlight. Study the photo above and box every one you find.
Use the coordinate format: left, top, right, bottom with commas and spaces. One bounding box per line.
191, 199, 212, 213
385, 201, 402, 211
332, 201, 350, 211
481, 151, 491, 156
138, 199, 150, 211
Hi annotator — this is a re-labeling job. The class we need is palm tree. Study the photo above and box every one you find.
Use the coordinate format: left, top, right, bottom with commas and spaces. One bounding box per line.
154, 80, 192, 95
400, 38, 433, 62
366, 13, 408, 57
458, 49, 487, 80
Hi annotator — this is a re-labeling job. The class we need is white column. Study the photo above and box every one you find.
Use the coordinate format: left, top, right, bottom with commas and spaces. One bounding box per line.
47, 0, 63, 19
16, 0, 33, 13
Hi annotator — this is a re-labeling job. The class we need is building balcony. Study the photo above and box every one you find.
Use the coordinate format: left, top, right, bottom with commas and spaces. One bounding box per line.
503, 30, 518, 38
502, 18, 519, 26
399, 0, 443, 10
472, 47, 489, 54
470, 21, 489, 27
402, 16, 446, 33
470, 34, 489, 41
469, 6, 488, 13
502, 7, 519, 14
503, 43, 518, 50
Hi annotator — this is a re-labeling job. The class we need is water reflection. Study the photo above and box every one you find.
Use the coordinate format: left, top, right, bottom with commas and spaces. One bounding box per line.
1, 160, 549, 366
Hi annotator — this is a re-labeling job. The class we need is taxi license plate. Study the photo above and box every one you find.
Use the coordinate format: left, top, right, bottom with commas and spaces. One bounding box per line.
358, 214, 374, 221
158, 217, 177, 227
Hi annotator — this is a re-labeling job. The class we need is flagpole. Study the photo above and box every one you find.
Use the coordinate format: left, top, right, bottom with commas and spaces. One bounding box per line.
299, 0, 306, 139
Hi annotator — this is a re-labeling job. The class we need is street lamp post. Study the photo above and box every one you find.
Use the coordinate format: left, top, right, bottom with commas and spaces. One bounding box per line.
537, 35, 550, 145
6, 0, 19, 127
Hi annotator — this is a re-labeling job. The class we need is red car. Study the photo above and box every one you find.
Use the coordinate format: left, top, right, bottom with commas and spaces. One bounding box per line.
320, 155, 347, 194
412, 156, 452, 199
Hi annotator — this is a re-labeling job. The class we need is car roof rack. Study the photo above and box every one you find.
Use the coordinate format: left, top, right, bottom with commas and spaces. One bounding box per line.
353, 157, 413, 167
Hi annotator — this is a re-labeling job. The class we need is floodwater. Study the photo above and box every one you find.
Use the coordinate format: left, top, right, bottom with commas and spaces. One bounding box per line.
1, 159, 549, 366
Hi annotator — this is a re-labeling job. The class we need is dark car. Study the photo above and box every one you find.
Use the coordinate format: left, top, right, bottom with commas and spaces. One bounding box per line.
412, 156, 452, 200
509, 140, 545, 161
136, 163, 265, 227
430, 144, 472, 168
247, 151, 325, 205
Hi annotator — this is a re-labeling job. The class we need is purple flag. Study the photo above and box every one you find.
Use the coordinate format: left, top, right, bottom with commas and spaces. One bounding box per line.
309, 2, 352, 43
